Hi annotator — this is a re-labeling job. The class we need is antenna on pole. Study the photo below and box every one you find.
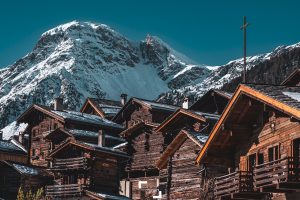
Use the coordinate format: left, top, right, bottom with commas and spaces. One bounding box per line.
240, 16, 249, 83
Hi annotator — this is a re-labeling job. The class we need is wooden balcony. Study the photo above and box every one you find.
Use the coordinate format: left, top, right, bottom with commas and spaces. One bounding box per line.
253, 157, 300, 192
214, 171, 261, 199
45, 184, 84, 198
50, 157, 88, 171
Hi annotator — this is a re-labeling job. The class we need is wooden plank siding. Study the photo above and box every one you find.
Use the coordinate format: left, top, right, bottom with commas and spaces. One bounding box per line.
0, 151, 27, 163
168, 138, 202, 200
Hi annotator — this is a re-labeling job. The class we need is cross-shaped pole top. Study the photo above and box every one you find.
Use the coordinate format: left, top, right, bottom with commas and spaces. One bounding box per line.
241, 16, 249, 83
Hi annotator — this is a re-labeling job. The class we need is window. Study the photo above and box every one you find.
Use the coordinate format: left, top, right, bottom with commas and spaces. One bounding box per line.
248, 152, 265, 171
32, 149, 36, 156
248, 154, 256, 171
268, 145, 279, 162
257, 153, 264, 165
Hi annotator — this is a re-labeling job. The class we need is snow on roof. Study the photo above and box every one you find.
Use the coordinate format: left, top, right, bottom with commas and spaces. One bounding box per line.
0, 140, 26, 154
113, 142, 128, 149
136, 98, 178, 112
88, 191, 131, 200
1, 121, 28, 140
52, 110, 123, 129
187, 131, 209, 144
12, 163, 39, 175
194, 111, 220, 121
68, 129, 98, 138
67, 129, 125, 142
79, 141, 128, 157
101, 107, 121, 115
11, 139, 27, 153
283, 91, 300, 102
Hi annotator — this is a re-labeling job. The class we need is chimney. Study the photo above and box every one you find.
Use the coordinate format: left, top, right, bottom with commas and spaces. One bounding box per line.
18, 132, 24, 144
0, 130, 3, 140
98, 130, 105, 147
54, 97, 64, 111
120, 94, 128, 106
182, 97, 189, 109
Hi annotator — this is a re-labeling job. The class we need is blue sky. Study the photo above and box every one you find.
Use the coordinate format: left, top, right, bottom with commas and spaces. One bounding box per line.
0, 0, 300, 67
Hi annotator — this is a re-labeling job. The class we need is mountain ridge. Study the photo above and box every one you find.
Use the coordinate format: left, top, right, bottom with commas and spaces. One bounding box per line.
0, 20, 299, 127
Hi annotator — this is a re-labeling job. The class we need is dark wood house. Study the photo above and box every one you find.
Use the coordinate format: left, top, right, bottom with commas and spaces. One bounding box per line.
196, 84, 300, 200
0, 160, 52, 199
17, 103, 124, 167
45, 138, 130, 199
80, 98, 122, 120
281, 68, 300, 86
113, 97, 178, 200
155, 108, 218, 200
0, 139, 27, 163
189, 89, 232, 115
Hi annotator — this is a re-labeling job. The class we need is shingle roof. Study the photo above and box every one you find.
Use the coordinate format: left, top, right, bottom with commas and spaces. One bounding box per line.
245, 84, 300, 110
1, 161, 51, 177
53, 110, 123, 129
0, 140, 27, 155
18, 104, 124, 130
88, 98, 122, 117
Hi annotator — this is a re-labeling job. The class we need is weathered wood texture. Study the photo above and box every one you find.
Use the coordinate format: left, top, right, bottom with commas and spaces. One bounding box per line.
235, 115, 300, 169
0, 164, 50, 200
48, 143, 121, 197
166, 138, 202, 200
0, 151, 27, 163
30, 118, 63, 167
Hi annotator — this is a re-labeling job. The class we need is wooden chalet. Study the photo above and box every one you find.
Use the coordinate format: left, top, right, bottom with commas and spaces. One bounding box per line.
44, 127, 126, 150
45, 138, 130, 199
196, 84, 300, 200
281, 68, 300, 86
0, 138, 27, 163
80, 98, 123, 120
0, 160, 52, 199
155, 108, 218, 200
189, 89, 232, 115
113, 97, 178, 199
17, 101, 124, 167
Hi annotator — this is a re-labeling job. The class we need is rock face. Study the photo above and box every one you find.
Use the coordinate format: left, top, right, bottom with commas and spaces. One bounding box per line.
0, 20, 299, 127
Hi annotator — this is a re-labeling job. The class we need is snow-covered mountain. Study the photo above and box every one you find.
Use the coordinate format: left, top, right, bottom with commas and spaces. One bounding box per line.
0, 20, 299, 127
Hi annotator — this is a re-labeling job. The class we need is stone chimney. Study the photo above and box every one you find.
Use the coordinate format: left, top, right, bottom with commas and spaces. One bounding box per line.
98, 130, 105, 147
0, 130, 3, 140
18, 132, 24, 144
182, 97, 189, 109
54, 97, 64, 111
120, 94, 128, 106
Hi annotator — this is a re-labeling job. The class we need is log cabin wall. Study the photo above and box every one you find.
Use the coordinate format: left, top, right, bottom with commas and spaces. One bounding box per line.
0, 164, 51, 200
125, 129, 163, 200
127, 105, 152, 128
30, 117, 63, 167
49, 144, 122, 196
0, 151, 27, 163
91, 157, 120, 194
0, 165, 21, 199
167, 138, 202, 200
234, 112, 300, 170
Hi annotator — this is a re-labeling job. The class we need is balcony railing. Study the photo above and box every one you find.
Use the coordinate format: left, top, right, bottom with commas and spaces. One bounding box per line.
214, 171, 253, 199
253, 157, 299, 189
45, 184, 84, 198
50, 157, 88, 171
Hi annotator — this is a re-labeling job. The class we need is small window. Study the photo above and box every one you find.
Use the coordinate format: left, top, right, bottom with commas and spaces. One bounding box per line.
32, 149, 36, 156
257, 153, 264, 165
268, 145, 279, 162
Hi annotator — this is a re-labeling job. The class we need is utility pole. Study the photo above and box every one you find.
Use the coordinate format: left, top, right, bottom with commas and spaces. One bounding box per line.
241, 16, 249, 83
